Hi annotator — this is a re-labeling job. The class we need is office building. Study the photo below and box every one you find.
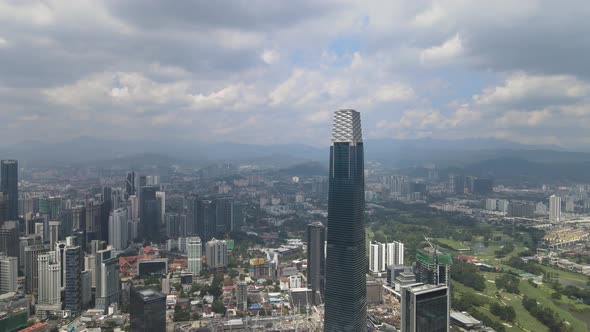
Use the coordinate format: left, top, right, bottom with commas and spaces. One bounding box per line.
197, 198, 216, 242
1, 160, 18, 220
37, 252, 61, 308
0, 255, 17, 294
508, 202, 535, 218
140, 186, 159, 242
165, 213, 187, 238
95, 248, 120, 312
109, 208, 128, 251
187, 236, 202, 276
0, 221, 19, 260
185, 194, 198, 236
64, 245, 82, 315
550, 195, 561, 222
205, 238, 227, 271
448, 174, 464, 195
236, 282, 248, 311
415, 249, 451, 287
48, 221, 60, 249
215, 195, 233, 233
125, 171, 136, 199
128, 195, 139, 221
306, 222, 325, 304
0, 193, 7, 226
81, 270, 92, 309
130, 287, 166, 332
324, 110, 367, 332
25, 244, 48, 293
401, 284, 450, 332
155, 191, 165, 225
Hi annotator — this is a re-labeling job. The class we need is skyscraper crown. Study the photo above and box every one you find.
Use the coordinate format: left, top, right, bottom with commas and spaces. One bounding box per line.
331, 109, 362, 145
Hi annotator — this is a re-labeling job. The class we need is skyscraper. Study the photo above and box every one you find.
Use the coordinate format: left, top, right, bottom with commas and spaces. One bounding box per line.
130, 287, 166, 332
139, 186, 159, 242
95, 248, 120, 312
1, 160, 18, 220
37, 252, 61, 308
48, 221, 60, 249
401, 284, 450, 332
125, 171, 136, 199
386, 241, 404, 267
185, 194, 198, 236
197, 198, 216, 242
64, 245, 82, 315
306, 221, 325, 304
369, 242, 386, 273
25, 244, 48, 293
215, 195, 233, 233
0, 221, 19, 260
187, 236, 202, 276
324, 109, 366, 332
0, 193, 7, 226
550, 195, 561, 222
109, 208, 128, 250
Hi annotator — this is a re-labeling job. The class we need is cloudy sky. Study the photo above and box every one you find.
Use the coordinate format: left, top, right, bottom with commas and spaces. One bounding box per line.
1, 0, 589, 148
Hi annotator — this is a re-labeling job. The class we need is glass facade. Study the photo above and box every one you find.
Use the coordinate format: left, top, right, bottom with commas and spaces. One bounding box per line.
130, 287, 166, 332
0, 160, 18, 220
415, 288, 449, 332
324, 110, 366, 332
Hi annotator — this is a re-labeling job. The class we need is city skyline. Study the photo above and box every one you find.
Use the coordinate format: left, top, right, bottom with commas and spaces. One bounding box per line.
0, 1, 589, 148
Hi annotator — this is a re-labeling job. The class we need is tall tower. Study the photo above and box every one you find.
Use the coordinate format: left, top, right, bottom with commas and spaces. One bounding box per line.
549, 195, 561, 222
139, 186, 159, 242
187, 236, 202, 276
324, 110, 366, 332
0, 160, 18, 220
306, 221, 325, 304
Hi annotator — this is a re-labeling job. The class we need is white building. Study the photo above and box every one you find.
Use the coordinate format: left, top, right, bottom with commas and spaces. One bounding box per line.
550, 195, 561, 222
0, 255, 17, 294
497, 200, 509, 213
37, 252, 61, 306
205, 238, 228, 270
109, 208, 128, 251
485, 199, 497, 211
371, 241, 404, 273
187, 237, 202, 276
289, 275, 302, 289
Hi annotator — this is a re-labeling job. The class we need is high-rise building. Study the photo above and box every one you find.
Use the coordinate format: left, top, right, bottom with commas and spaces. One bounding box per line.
0, 193, 7, 226
215, 196, 233, 233
0, 221, 19, 260
485, 198, 497, 211
401, 284, 450, 332
109, 208, 128, 251
128, 195, 139, 221
306, 222, 325, 304
1, 160, 18, 220
197, 199, 216, 242
37, 252, 61, 308
95, 248, 120, 312
324, 110, 367, 332
64, 245, 82, 315
236, 282, 248, 311
129, 287, 166, 332
415, 249, 451, 287
187, 236, 202, 276
185, 194, 198, 236
139, 186, 159, 242
550, 195, 561, 222
126, 171, 136, 199
497, 199, 509, 213
48, 221, 60, 249
0, 255, 17, 294
205, 238, 227, 271
369, 242, 386, 273
25, 244, 48, 293
81, 270, 92, 309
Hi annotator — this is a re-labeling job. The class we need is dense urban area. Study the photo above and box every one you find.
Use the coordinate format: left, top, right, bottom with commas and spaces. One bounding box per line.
1, 122, 590, 332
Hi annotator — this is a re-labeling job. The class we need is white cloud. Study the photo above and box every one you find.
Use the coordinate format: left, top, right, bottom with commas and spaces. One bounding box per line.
474, 73, 590, 106
261, 49, 280, 64
420, 34, 464, 66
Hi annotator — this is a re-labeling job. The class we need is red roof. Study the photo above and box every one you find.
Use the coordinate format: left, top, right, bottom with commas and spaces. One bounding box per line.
143, 246, 153, 254
19, 322, 48, 332
223, 285, 234, 291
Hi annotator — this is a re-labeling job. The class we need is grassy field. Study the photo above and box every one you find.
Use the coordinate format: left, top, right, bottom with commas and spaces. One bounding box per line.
453, 270, 589, 332
434, 238, 471, 250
